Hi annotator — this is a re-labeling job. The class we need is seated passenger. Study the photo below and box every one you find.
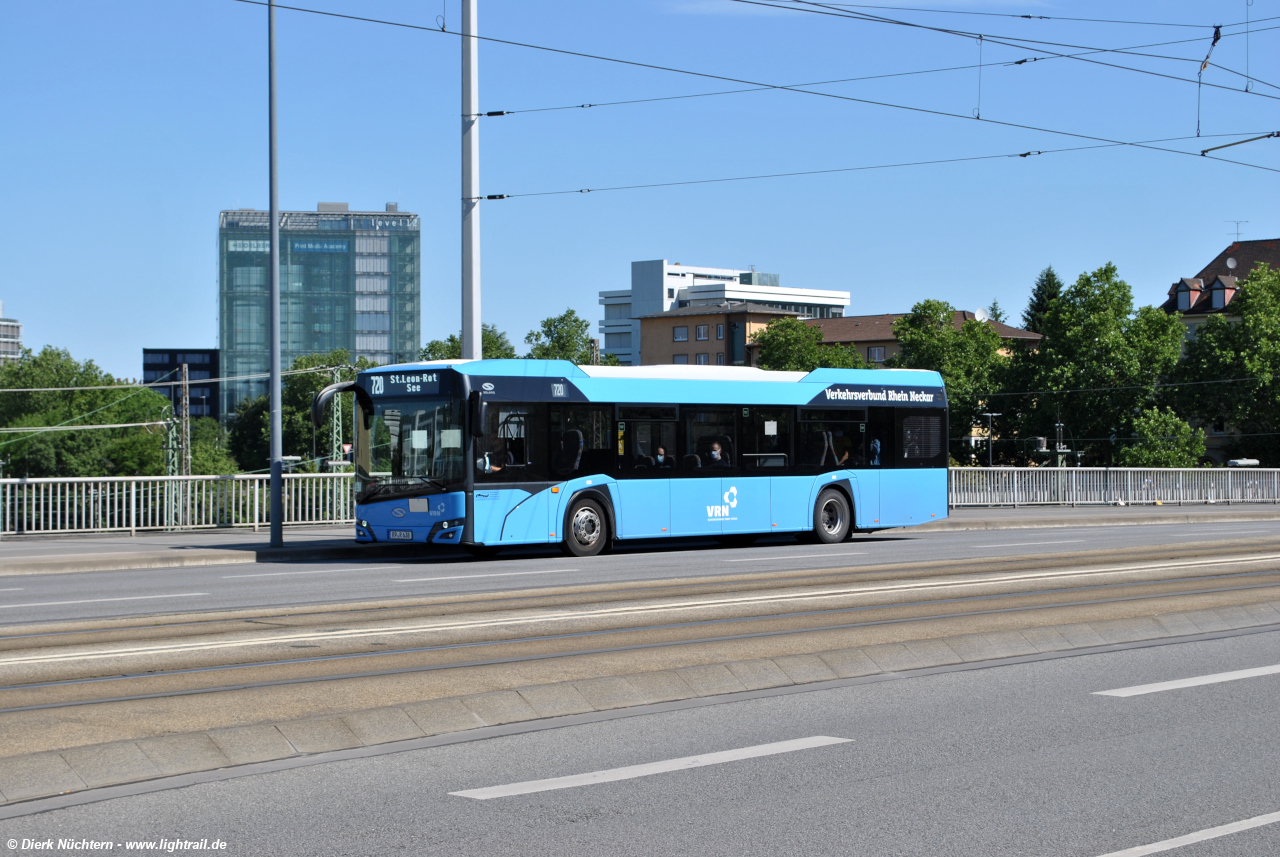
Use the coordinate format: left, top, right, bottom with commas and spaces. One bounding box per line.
654, 446, 673, 468
709, 440, 731, 467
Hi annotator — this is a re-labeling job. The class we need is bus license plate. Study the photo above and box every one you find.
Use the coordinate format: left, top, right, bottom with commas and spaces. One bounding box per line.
388, 530, 414, 540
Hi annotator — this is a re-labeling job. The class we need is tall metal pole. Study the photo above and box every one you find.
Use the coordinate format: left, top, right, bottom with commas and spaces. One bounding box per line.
460, 0, 482, 360
268, 0, 284, 547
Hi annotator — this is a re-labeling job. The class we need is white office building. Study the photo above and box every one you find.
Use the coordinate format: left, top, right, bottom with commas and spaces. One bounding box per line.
599, 260, 850, 365
0, 301, 21, 365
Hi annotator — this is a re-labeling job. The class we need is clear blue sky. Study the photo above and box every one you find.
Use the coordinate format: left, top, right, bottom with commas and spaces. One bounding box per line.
2, 0, 1276, 378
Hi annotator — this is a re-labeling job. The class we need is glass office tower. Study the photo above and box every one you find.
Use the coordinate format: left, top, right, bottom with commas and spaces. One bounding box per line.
218, 204, 420, 421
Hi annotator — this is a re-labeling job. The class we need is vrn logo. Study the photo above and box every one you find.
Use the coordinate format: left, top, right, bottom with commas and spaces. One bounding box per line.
707, 486, 739, 519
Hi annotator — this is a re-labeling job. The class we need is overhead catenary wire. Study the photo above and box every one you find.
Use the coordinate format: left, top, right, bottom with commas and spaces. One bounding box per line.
224, 0, 1280, 107
730, 0, 1280, 100
976, 376, 1267, 400
471, 130, 1280, 200
0, 364, 340, 394
0, 422, 167, 434
811, 3, 1280, 30
221, 0, 1280, 181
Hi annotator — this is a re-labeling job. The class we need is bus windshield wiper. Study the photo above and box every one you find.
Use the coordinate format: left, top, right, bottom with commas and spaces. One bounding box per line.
361, 476, 452, 500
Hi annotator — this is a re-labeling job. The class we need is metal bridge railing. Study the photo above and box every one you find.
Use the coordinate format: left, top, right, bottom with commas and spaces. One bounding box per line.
947, 467, 1280, 507
3, 468, 1277, 535
0, 474, 355, 536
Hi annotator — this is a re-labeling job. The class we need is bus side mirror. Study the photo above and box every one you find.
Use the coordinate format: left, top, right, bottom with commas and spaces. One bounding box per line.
469, 390, 486, 437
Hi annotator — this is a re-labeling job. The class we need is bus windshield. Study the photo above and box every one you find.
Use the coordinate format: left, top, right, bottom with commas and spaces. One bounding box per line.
356, 397, 464, 501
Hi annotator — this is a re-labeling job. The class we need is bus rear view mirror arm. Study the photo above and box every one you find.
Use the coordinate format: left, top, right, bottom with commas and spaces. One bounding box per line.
311, 381, 373, 430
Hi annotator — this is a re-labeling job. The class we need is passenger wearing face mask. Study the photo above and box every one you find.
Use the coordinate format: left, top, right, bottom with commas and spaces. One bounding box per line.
654, 446, 672, 468
709, 440, 730, 468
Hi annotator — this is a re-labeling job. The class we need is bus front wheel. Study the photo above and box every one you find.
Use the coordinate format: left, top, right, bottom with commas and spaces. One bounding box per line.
563, 498, 608, 557
813, 489, 852, 544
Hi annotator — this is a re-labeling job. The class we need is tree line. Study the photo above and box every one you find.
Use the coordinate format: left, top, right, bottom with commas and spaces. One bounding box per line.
0, 308, 610, 477
752, 262, 1280, 467
6, 269, 1276, 477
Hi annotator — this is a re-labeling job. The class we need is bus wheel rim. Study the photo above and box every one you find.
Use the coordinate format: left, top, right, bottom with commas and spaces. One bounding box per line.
821, 499, 844, 533
572, 508, 601, 545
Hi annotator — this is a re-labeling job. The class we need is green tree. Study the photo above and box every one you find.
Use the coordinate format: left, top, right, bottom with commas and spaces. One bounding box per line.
524, 309, 605, 364
1010, 263, 1185, 464
226, 395, 269, 473
191, 418, 238, 475
751, 317, 867, 372
1022, 266, 1064, 334
0, 346, 172, 477
226, 349, 373, 471
1116, 407, 1205, 467
1175, 263, 1280, 463
887, 300, 1005, 447
986, 300, 1007, 323
421, 324, 517, 360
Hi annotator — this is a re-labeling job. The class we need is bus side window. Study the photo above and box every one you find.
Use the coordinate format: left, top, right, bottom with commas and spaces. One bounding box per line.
743, 409, 792, 470
680, 407, 736, 474
898, 408, 947, 467
550, 405, 614, 477
618, 420, 676, 475
797, 409, 865, 472
867, 407, 895, 467
476, 403, 547, 481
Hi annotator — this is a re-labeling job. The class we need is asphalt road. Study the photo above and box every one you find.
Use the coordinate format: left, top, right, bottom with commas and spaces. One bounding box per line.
6, 519, 1280, 625
2, 625, 1278, 855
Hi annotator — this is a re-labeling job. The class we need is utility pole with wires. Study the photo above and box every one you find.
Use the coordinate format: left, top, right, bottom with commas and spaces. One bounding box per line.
461, 0, 482, 360
180, 363, 192, 477
330, 366, 344, 465
267, 0, 284, 548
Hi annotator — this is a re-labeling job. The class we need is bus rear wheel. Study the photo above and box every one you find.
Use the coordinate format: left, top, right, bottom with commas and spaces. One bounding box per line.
563, 498, 608, 557
813, 489, 852, 544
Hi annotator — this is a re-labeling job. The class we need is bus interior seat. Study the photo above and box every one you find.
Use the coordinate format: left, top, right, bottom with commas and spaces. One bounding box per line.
682, 454, 701, 468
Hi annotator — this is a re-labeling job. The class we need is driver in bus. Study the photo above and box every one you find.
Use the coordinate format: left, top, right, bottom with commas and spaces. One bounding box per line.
478, 436, 510, 474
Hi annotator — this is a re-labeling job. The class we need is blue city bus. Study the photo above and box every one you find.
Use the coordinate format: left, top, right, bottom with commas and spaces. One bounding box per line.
312, 360, 948, 557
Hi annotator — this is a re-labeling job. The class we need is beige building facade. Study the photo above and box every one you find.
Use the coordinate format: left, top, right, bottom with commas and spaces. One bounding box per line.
638, 303, 798, 366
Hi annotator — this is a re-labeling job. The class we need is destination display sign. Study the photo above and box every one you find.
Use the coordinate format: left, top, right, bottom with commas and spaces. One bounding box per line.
365, 372, 441, 397
809, 384, 946, 407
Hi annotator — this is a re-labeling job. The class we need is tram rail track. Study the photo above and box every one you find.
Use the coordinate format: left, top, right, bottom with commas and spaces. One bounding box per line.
5, 535, 1280, 649
0, 569, 1278, 716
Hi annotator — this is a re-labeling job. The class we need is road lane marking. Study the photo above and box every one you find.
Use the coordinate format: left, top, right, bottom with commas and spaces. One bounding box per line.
1096, 809, 1280, 856
0, 593, 208, 610
0, 589, 22, 593
971, 540, 1085, 548
1095, 663, 1280, 697
6, 552, 1278, 666
396, 569, 574, 582
725, 552, 867, 562
449, 736, 851, 800
222, 566, 401, 579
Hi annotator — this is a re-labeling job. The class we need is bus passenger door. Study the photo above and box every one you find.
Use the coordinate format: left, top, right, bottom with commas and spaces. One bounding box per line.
743, 408, 798, 532
671, 407, 736, 537
614, 417, 673, 538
